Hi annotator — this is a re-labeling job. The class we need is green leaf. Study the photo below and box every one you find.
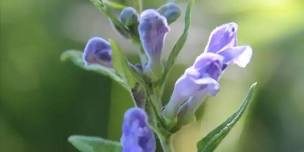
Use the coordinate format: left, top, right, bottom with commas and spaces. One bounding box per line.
165, 0, 193, 72
60, 50, 128, 89
109, 39, 137, 88
103, 0, 126, 10
68, 135, 121, 152
197, 82, 258, 152
159, 0, 193, 91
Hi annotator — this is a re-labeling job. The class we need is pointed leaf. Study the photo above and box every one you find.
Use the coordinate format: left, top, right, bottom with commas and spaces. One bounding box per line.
68, 135, 121, 152
61, 50, 128, 89
165, 0, 193, 71
109, 39, 137, 88
103, 0, 126, 10
197, 82, 258, 152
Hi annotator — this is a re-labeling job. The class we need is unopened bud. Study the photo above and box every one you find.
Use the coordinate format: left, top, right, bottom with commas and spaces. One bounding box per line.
158, 2, 181, 24
119, 7, 139, 27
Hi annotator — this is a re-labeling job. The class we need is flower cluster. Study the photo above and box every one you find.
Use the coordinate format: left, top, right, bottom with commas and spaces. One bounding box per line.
82, 2, 182, 151
79, 1, 252, 152
83, 3, 180, 80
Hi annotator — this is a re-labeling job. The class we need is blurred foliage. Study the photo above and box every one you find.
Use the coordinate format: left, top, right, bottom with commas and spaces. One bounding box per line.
0, 0, 304, 152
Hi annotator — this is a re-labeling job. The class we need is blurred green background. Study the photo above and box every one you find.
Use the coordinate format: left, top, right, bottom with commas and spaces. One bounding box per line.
1, 0, 304, 151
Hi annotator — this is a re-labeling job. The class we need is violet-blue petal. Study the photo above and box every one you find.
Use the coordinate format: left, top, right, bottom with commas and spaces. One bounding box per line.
121, 108, 156, 152
169, 69, 201, 105
163, 53, 223, 119
176, 80, 219, 124
82, 37, 112, 67
218, 45, 253, 68
192, 53, 224, 80
172, 53, 223, 101
205, 22, 238, 53
138, 9, 169, 62
179, 80, 218, 114
164, 71, 220, 119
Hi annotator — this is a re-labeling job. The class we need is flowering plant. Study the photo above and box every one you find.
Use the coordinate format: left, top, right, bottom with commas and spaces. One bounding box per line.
61, 0, 257, 152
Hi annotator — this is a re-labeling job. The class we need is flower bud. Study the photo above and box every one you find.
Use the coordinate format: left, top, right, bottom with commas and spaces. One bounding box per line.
82, 37, 112, 67
121, 108, 156, 152
138, 9, 169, 80
158, 2, 181, 24
119, 7, 139, 27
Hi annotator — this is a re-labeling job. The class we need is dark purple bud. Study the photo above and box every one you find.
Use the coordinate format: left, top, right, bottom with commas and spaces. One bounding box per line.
158, 2, 181, 24
83, 37, 112, 67
119, 7, 139, 27
121, 108, 156, 152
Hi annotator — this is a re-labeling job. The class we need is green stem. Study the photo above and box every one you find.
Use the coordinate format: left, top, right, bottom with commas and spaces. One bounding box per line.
159, 134, 174, 152
145, 87, 173, 152
136, 0, 143, 12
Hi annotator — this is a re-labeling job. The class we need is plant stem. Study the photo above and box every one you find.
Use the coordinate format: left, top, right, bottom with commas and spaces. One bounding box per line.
159, 134, 174, 152
136, 0, 143, 12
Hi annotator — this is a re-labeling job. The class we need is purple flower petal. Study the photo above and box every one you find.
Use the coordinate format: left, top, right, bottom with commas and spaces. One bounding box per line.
192, 77, 220, 96
218, 45, 253, 68
164, 23, 253, 124
121, 108, 156, 152
82, 37, 112, 67
205, 22, 238, 53
138, 9, 169, 63
173, 53, 223, 101
192, 53, 224, 80
163, 53, 223, 119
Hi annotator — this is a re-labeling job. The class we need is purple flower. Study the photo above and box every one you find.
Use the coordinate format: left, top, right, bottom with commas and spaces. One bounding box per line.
138, 9, 169, 70
121, 108, 156, 152
163, 23, 252, 121
163, 53, 223, 119
82, 37, 112, 67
